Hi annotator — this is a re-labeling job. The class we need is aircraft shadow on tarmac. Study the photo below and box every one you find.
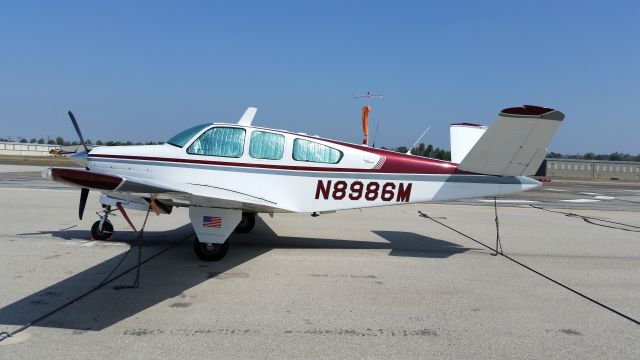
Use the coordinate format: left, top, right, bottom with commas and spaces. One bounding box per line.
0, 217, 474, 331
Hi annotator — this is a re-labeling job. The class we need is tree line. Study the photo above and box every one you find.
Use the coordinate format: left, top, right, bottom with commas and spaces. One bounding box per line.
0, 137, 163, 146
547, 152, 640, 162
380, 143, 452, 161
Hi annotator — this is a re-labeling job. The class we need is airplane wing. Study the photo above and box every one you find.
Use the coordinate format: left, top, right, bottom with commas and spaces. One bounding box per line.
44, 167, 290, 213
457, 105, 564, 176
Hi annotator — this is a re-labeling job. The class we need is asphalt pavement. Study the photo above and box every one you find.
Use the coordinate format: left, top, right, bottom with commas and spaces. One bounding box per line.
0, 164, 638, 359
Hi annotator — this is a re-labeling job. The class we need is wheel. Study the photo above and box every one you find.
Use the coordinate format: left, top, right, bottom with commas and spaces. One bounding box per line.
235, 212, 256, 233
91, 220, 113, 240
193, 237, 230, 261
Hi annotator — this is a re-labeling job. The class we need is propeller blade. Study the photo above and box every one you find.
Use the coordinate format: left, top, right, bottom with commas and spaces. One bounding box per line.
68, 111, 90, 153
79, 188, 89, 220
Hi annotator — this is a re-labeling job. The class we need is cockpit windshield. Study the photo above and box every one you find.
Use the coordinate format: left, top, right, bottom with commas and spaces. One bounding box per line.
167, 124, 210, 148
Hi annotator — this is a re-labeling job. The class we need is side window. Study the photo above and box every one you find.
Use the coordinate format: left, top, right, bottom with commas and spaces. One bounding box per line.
249, 131, 285, 160
187, 127, 245, 158
293, 138, 342, 164
167, 123, 210, 148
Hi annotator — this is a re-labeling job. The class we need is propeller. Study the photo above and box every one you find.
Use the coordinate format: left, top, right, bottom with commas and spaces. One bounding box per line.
67, 110, 91, 219
79, 188, 89, 220
68, 111, 89, 153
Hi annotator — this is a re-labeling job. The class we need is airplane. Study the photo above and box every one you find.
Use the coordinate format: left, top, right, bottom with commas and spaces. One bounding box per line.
49, 148, 78, 157
43, 105, 564, 261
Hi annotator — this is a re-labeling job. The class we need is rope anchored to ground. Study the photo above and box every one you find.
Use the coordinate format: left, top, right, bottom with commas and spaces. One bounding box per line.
417, 210, 639, 327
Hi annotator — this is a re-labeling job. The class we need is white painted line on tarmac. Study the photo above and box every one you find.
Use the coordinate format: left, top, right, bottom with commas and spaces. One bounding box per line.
580, 192, 603, 196
89, 242, 126, 247
59, 240, 91, 246
594, 195, 615, 200
544, 188, 566, 192
476, 199, 538, 203
561, 199, 601, 203
59, 240, 125, 247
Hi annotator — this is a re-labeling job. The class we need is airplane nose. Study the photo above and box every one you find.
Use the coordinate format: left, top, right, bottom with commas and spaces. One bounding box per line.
69, 151, 88, 166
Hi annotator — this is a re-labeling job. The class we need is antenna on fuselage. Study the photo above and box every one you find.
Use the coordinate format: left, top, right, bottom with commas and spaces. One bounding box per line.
406, 127, 431, 154
237, 107, 258, 126
353, 92, 383, 147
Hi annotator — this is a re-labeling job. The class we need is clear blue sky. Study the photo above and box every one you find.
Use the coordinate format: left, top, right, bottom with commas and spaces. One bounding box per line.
1, 1, 638, 153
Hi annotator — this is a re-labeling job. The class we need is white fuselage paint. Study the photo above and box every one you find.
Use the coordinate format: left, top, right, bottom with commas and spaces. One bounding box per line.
86, 123, 540, 213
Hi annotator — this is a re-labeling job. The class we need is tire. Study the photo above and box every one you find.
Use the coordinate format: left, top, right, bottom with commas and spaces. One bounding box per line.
91, 220, 114, 240
193, 237, 230, 261
235, 212, 256, 233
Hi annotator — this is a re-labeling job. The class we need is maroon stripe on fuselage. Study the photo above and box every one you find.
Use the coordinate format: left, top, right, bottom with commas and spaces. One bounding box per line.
319, 138, 464, 174
51, 168, 123, 190
88, 153, 464, 175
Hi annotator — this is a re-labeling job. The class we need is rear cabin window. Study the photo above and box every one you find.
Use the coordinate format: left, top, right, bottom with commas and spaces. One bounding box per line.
293, 138, 342, 164
249, 131, 285, 160
187, 127, 246, 158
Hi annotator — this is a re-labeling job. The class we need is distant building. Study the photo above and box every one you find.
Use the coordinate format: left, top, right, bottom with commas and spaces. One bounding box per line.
541, 158, 640, 182
0, 141, 60, 156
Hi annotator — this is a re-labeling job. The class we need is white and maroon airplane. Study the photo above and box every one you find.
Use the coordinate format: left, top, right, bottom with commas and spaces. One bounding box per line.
44, 105, 564, 261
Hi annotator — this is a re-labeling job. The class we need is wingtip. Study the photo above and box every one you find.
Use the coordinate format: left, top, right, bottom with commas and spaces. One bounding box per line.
501, 105, 564, 121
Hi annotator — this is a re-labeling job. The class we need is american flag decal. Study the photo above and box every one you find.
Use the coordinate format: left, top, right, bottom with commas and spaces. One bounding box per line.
203, 216, 222, 228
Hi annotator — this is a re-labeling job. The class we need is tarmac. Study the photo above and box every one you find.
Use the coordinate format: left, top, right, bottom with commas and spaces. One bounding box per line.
0, 164, 638, 359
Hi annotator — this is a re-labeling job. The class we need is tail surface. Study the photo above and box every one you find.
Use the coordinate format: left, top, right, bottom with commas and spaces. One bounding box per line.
457, 105, 564, 176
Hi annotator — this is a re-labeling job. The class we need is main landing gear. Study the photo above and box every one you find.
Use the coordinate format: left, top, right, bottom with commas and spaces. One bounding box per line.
91, 205, 114, 240
192, 212, 256, 261
193, 237, 230, 261
235, 212, 256, 233
90, 204, 257, 261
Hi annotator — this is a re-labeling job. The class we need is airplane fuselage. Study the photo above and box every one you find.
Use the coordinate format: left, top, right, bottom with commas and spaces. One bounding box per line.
84, 123, 540, 214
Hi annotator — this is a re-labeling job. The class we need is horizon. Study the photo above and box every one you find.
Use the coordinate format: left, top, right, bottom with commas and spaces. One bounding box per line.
1, 1, 638, 153
3, 135, 639, 161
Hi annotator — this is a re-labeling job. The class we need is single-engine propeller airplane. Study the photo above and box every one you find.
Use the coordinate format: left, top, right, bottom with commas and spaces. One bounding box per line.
44, 105, 564, 261
49, 148, 78, 157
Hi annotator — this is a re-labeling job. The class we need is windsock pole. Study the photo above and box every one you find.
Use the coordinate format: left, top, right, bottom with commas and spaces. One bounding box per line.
353, 91, 383, 147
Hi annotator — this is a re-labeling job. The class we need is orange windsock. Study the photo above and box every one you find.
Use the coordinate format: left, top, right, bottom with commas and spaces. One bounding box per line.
362, 106, 371, 145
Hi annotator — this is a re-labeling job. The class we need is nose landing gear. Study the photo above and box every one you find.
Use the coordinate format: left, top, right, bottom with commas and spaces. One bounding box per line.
91, 205, 114, 240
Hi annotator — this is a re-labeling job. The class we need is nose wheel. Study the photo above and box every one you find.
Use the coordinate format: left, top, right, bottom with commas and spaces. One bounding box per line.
193, 237, 230, 261
91, 204, 115, 240
91, 219, 114, 240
